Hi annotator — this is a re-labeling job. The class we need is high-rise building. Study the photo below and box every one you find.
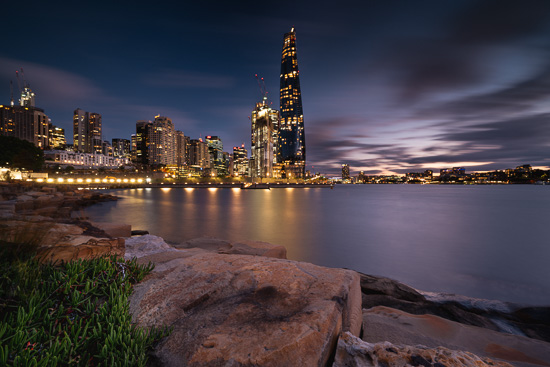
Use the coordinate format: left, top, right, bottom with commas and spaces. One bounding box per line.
206, 136, 225, 176
48, 123, 66, 149
112, 138, 131, 158
342, 164, 350, 181
0, 105, 49, 148
135, 121, 150, 165
73, 108, 102, 154
250, 98, 279, 178
278, 27, 306, 178
189, 139, 210, 170
176, 131, 190, 167
147, 116, 176, 166
233, 144, 249, 177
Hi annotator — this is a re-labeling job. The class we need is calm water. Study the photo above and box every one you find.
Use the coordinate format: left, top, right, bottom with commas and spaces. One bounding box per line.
86, 185, 550, 306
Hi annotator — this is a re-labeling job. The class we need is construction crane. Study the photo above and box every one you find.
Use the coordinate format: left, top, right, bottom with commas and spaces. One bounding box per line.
254, 74, 268, 102
9, 80, 14, 106
15, 70, 22, 94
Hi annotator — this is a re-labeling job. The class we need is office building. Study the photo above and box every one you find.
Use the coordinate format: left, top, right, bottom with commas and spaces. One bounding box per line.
147, 116, 176, 166
189, 139, 210, 170
176, 131, 190, 167
233, 144, 249, 177
112, 138, 131, 158
206, 135, 225, 176
48, 124, 66, 149
251, 98, 278, 178
342, 164, 350, 181
73, 109, 102, 154
278, 27, 306, 178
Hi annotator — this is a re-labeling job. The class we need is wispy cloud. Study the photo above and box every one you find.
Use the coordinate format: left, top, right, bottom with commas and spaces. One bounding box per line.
142, 69, 236, 89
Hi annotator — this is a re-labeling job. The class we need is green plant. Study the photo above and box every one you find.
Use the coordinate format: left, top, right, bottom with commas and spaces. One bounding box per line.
0, 255, 170, 366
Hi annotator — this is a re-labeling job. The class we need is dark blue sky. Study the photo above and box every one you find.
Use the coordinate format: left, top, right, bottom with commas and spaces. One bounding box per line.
2, 0, 550, 175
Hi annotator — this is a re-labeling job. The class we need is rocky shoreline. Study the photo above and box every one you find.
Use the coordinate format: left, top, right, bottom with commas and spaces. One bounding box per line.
1, 183, 549, 366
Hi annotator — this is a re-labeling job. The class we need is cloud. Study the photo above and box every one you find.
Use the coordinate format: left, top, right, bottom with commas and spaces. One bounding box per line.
0, 57, 106, 108
142, 69, 236, 89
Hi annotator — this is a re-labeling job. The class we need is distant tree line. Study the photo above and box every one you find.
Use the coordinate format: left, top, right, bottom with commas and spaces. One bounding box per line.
0, 136, 44, 171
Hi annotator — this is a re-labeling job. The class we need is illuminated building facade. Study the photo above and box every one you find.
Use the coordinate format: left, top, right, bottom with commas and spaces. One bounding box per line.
342, 164, 350, 181
48, 124, 66, 149
278, 27, 306, 178
135, 121, 150, 164
73, 109, 102, 154
0, 105, 49, 148
189, 139, 210, 170
112, 138, 131, 158
146, 116, 176, 166
206, 135, 226, 175
250, 99, 279, 178
176, 131, 190, 167
233, 144, 249, 177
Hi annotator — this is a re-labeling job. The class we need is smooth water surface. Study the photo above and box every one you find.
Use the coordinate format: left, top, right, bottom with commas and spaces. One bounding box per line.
86, 185, 550, 305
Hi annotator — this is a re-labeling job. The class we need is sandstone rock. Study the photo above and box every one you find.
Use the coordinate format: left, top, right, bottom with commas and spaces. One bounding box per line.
176, 236, 287, 259
37, 236, 124, 263
130, 251, 362, 366
91, 221, 131, 238
359, 272, 425, 303
124, 235, 178, 259
333, 331, 513, 367
362, 306, 550, 367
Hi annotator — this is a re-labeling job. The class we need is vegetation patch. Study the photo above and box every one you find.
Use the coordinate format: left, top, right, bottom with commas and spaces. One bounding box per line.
0, 251, 170, 366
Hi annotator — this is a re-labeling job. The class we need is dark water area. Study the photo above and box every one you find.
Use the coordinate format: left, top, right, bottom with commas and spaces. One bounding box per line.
85, 185, 550, 306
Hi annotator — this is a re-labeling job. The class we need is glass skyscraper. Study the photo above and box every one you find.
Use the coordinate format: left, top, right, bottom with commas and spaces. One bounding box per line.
278, 27, 306, 178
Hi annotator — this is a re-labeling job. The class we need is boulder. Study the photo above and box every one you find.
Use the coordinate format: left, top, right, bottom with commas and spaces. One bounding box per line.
333, 331, 513, 367
124, 235, 178, 259
176, 236, 287, 259
362, 306, 550, 367
91, 221, 132, 238
130, 251, 362, 366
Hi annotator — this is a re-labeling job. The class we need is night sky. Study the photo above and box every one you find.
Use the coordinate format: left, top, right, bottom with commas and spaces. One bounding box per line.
2, 0, 550, 175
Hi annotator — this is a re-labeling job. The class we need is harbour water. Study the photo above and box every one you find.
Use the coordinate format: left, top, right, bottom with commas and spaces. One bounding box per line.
86, 185, 550, 306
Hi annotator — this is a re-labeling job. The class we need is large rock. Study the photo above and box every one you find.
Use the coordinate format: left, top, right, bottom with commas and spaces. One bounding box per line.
176, 236, 287, 259
130, 250, 362, 366
124, 235, 178, 259
333, 331, 513, 367
91, 221, 131, 238
362, 306, 550, 367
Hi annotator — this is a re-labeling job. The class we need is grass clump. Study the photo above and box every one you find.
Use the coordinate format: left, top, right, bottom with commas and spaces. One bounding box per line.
0, 254, 170, 366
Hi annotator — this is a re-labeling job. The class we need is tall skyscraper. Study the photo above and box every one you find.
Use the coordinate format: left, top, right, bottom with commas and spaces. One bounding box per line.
278, 27, 306, 178
250, 98, 279, 178
73, 108, 102, 154
147, 116, 176, 166
1, 84, 49, 149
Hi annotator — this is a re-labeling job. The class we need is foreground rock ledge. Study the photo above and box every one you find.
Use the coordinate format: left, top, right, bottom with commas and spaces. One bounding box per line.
129, 249, 362, 367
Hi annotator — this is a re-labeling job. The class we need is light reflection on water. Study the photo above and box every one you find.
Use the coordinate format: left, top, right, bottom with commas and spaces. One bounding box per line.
86, 185, 550, 305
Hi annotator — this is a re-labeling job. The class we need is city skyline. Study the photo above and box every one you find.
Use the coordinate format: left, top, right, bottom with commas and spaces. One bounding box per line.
1, 1, 550, 175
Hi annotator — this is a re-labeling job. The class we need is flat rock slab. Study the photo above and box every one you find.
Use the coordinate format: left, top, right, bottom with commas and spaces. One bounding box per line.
333, 331, 513, 367
176, 236, 287, 259
91, 221, 131, 238
130, 250, 362, 366
362, 306, 550, 367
